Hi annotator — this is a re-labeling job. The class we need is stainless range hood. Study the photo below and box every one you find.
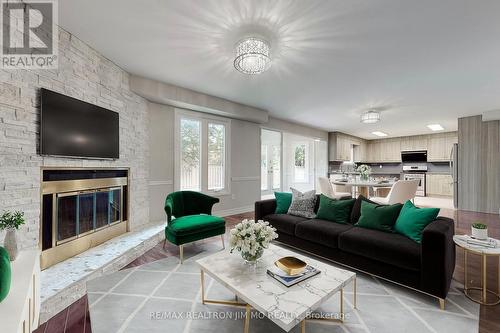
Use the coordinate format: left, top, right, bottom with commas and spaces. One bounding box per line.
401, 150, 427, 163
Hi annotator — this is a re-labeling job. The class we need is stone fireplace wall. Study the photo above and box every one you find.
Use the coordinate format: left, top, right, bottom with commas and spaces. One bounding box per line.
0, 27, 150, 249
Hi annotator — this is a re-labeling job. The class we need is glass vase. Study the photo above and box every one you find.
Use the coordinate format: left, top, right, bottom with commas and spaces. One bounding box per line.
241, 247, 264, 265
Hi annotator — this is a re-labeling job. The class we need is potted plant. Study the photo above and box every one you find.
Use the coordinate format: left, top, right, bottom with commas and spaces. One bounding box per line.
229, 219, 278, 265
356, 164, 372, 181
471, 222, 488, 240
0, 210, 25, 261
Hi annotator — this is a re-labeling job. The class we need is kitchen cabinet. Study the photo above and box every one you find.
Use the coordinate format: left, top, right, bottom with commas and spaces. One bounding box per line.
427, 132, 457, 161
329, 132, 366, 161
401, 135, 428, 151
353, 141, 367, 162
380, 138, 401, 162
426, 174, 453, 196
329, 131, 457, 163
366, 139, 400, 162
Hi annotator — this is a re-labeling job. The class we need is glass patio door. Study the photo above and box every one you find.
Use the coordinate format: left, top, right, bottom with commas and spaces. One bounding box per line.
261, 129, 282, 196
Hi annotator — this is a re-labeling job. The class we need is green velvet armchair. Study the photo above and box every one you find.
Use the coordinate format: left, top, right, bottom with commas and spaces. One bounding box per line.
164, 191, 225, 263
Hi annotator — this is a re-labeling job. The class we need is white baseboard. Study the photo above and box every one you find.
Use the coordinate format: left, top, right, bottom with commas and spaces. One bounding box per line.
213, 205, 254, 217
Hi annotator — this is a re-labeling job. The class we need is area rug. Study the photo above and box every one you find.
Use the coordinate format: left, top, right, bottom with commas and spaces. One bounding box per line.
87, 242, 479, 333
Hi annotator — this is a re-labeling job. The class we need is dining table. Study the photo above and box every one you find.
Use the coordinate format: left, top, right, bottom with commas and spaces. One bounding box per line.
331, 179, 396, 198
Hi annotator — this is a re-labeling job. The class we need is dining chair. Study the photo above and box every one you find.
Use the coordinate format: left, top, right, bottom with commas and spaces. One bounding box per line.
370, 179, 420, 205
318, 177, 352, 199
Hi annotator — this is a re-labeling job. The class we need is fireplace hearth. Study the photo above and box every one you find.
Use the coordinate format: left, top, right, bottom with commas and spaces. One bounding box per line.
40, 168, 129, 269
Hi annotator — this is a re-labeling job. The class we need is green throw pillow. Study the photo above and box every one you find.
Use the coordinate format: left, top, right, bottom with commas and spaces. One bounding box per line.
316, 195, 355, 224
394, 200, 440, 243
355, 201, 403, 232
274, 192, 292, 214
0, 246, 11, 303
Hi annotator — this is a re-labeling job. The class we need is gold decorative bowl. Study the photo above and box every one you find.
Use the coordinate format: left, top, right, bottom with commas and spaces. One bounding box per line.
275, 256, 307, 276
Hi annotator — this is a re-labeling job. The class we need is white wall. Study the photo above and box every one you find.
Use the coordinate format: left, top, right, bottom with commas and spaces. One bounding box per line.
148, 103, 175, 223
265, 117, 328, 141
148, 104, 261, 221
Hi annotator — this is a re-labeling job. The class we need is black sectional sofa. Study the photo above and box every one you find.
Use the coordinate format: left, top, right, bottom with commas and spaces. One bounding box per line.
255, 195, 456, 308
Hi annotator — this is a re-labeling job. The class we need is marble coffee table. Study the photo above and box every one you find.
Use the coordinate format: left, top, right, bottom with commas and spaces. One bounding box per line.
196, 244, 356, 333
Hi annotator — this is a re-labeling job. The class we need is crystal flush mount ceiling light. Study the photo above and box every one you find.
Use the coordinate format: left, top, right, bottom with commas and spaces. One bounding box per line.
360, 110, 381, 124
234, 37, 271, 75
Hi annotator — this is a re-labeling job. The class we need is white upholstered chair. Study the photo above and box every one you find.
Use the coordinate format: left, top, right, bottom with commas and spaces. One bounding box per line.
318, 177, 352, 199
370, 179, 420, 205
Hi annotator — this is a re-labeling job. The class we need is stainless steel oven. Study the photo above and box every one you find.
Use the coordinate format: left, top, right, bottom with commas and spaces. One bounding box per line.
402, 164, 427, 196
403, 172, 426, 197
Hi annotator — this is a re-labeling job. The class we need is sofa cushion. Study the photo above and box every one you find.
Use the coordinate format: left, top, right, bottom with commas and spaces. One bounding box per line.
296, 219, 353, 249
394, 200, 440, 243
274, 192, 293, 214
263, 214, 309, 235
355, 201, 403, 232
287, 188, 317, 218
339, 227, 421, 271
316, 195, 356, 224
350, 195, 380, 224
169, 215, 225, 236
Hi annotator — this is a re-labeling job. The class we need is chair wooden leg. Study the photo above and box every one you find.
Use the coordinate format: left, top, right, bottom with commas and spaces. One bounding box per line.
179, 245, 184, 264
162, 239, 166, 249
221, 234, 225, 250
438, 298, 445, 310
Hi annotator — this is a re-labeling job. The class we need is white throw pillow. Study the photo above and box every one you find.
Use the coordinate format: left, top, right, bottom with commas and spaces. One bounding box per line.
287, 188, 317, 218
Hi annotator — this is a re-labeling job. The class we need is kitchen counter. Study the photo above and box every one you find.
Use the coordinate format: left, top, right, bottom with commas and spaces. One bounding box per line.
329, 171, 402, 175
426, 172, 451, 175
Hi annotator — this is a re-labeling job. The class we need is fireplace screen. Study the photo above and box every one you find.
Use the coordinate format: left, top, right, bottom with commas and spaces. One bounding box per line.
56, 187, 122, 244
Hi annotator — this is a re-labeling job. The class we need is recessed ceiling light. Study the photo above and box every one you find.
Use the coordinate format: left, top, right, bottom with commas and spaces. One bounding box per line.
427, 124, 444, 131
372, 131, 388, 137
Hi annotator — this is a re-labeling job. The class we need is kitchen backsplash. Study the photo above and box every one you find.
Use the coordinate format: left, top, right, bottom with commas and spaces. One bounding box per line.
328, 161, 451, 174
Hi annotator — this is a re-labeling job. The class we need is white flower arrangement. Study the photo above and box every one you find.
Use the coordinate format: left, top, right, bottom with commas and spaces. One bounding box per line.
229, 219, 278, 262
356, 164, 372, 179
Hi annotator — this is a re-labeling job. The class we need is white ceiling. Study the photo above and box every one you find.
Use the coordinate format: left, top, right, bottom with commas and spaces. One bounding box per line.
59, 0, 500, 139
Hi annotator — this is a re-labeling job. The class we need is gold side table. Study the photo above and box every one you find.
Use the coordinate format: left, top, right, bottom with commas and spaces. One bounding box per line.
453, 235, 500, 306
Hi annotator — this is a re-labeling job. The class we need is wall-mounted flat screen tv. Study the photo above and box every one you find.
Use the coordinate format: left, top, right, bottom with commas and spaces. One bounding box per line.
40, 89, 119, 159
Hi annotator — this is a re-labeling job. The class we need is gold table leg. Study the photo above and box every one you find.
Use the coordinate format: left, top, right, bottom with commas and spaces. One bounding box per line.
200, 269, 205, 304
353, 276, 357, 309
464, 248, 467, 290
244, 304, 250, 333
200, 269, 246, 306
340, 288, 344, 323
483, 254, 487, 303
301, 320, 305, 333
462, 249, 500, 306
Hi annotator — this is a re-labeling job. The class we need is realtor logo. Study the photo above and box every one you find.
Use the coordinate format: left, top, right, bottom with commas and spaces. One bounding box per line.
1, 0, 58, 69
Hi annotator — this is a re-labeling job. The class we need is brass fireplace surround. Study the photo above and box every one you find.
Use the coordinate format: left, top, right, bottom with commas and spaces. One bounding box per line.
40, 167, 129, 269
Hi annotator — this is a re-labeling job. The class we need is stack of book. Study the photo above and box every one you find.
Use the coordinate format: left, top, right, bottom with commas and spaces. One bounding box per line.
267, 257, 320, 287
464, 235, 498, 248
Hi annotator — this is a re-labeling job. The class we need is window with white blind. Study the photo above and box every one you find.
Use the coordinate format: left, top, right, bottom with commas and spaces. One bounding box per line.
175, 109, 231, 194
